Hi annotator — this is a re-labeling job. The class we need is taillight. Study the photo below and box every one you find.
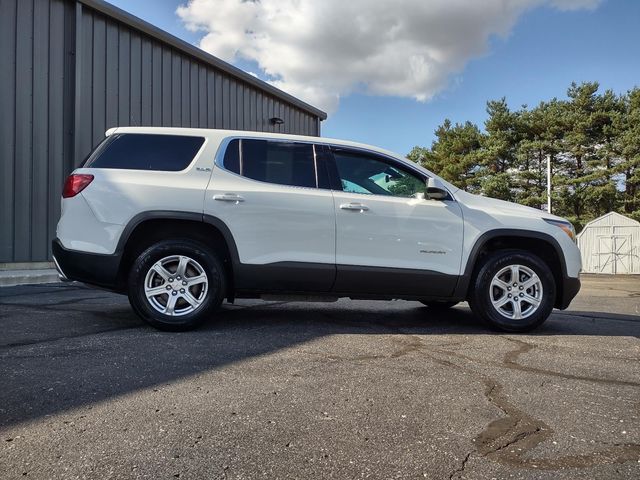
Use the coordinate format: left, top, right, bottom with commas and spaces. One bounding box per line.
62, 174, 94, 198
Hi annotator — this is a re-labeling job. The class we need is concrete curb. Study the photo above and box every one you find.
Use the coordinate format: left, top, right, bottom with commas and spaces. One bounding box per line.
0, 269, 61, 287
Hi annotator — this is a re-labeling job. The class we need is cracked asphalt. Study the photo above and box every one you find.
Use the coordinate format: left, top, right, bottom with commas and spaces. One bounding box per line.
1, 274, 639, 479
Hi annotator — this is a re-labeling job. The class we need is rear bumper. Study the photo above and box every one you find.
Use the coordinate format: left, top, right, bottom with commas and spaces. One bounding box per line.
52, 239, 122, 290
557, 275, 581, 310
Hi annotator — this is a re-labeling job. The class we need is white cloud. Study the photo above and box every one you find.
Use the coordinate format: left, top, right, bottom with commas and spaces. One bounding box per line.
177, 0, 601, 114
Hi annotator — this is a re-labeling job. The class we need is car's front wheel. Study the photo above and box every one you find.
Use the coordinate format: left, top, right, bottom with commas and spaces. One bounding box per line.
468, 250, 555, 332
127, 239, 226, 331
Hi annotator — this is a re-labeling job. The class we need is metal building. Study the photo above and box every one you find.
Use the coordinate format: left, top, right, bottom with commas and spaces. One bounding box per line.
0, 0, 327, 264
577, 212, 640, 274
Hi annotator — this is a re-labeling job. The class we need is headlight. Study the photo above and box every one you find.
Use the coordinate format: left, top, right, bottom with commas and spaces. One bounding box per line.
544, 218, 576, 241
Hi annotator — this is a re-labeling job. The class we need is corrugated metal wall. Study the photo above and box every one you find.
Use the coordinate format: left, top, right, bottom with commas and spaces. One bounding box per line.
0, 0, 323, 263
0, 0, 76, 263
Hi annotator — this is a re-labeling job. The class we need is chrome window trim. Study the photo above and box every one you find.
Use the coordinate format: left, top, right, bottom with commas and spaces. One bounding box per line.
213, 135, 456, 201
312, 144, 320, 188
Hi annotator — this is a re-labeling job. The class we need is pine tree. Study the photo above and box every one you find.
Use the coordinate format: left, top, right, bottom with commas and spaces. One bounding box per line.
407, 81, 640, 228
618, 88, 640, 219
478, 99, 520, 201
407, 119, 484, 192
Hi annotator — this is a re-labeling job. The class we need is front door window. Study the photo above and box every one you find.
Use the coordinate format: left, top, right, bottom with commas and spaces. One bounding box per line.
332, 150, 425, 198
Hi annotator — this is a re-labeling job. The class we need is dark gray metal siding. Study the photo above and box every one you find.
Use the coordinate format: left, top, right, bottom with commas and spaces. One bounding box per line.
0, 0, 324, 263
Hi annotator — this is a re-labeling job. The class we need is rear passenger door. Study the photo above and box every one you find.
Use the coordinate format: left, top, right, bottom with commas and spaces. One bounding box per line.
204, 138, 336, 292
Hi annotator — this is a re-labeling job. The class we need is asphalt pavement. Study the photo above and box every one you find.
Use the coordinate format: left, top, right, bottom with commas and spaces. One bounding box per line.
0, 275, 639, 479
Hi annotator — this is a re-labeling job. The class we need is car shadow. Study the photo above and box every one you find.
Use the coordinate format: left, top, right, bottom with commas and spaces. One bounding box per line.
0, 284, 638, 428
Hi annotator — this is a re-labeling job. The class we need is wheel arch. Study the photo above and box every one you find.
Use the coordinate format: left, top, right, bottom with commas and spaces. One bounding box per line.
115, 211, 239, 298
455, 229, 567, 308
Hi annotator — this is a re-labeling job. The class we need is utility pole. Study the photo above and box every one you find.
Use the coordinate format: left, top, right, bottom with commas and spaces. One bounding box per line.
547, 154, 552, 214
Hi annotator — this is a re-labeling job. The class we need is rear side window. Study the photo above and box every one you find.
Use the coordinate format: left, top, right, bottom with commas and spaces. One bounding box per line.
223, 139, 316, 188
85, 134, 205, 171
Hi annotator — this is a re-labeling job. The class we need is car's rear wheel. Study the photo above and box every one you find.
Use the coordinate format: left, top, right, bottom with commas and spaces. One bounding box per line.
127, 239, 226, 331
468, 250, 555, 332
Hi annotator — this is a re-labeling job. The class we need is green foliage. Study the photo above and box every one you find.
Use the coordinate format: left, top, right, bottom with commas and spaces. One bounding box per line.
480, 173, 513, 202
407, 119, 484, 192
409, 82, 640, 225
387, 173, 425, 197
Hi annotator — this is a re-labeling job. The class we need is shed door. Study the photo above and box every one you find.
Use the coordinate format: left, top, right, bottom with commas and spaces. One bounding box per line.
596, 235, 632, 274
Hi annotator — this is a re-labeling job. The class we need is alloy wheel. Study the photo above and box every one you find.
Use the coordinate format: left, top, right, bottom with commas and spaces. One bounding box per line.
144, 255, 209, 316
489, 264, 543, 320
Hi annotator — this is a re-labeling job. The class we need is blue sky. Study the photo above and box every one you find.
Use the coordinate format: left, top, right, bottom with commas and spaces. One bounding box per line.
109, 0, 639, 155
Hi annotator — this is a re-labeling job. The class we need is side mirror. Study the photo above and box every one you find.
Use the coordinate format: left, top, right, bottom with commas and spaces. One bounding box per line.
426, 177, 448, 200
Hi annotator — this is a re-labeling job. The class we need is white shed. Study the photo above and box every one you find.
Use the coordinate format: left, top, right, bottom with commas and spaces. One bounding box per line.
577, 212, 640, 274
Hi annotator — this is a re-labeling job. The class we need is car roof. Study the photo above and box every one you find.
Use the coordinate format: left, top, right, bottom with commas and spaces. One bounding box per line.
108, 127, 404, 160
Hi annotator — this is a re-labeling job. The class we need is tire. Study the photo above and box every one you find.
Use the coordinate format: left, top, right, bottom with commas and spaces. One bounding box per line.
421, 300, 459, 309
127, 239, 226, 331
468, 249, 555, 332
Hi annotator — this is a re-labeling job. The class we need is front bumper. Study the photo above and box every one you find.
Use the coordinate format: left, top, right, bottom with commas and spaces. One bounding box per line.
557, 275, 581, 310
52, 239, 122, 291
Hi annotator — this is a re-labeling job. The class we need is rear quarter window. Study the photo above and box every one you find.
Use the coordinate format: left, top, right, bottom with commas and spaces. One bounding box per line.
85, 134, 205, 171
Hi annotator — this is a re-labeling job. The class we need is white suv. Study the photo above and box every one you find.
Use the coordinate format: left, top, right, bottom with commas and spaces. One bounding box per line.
53, 128, 581, 332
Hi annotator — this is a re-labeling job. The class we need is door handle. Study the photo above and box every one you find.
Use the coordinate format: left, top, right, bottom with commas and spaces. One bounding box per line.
213, 193, 245, 203
340, 202, 369, 212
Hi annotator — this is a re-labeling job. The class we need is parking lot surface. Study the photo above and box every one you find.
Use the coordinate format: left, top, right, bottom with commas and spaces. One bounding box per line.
1, 275, 639, 479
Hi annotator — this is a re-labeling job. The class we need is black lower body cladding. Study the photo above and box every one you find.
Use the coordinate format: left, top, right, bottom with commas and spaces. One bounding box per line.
558, 276, 581, 309
52, 239, 122, 290
52, 238, 580, 309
